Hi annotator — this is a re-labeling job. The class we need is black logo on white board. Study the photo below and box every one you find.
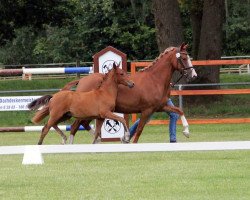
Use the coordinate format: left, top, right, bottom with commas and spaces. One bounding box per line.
102, 60, 118, 73
104, 119, 121, 134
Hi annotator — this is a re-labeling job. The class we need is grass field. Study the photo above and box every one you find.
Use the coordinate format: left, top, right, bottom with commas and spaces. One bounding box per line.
0, 124, 250, 199
1, 151, 249, 200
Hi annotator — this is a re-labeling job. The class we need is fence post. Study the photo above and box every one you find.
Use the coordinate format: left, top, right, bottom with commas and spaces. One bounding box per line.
76, 60, 80, 79
178, 84, 183, 110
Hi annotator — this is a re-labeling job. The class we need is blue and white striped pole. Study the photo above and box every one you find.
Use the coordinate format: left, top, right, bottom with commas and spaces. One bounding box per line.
0, 125, 94, 132
23, 67, 93, 75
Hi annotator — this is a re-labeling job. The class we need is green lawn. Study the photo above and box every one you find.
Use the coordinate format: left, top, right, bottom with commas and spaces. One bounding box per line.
1, 150, 249, 200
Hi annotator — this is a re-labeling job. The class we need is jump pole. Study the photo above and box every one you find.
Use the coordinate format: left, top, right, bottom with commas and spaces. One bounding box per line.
0, 125, 93, 133
0, 67, 93, 76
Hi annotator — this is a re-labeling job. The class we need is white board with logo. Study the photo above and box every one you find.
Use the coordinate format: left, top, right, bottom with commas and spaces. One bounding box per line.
93, 46, 127, 141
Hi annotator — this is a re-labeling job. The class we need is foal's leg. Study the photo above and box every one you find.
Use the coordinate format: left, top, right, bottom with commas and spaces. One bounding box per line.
161, 105, 189, 138
38, 123, 51, 145
69, 120, 81, 144
69, 119, 94, 144
81, 120, 95, 135
38, 112, 66, 145
101, 112, 130, 143
92, 118, 104, 144
53, 125, 67, 144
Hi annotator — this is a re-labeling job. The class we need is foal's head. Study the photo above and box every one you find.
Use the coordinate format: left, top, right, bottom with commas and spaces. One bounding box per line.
172, 43, 197, 82
111, 62, 134, 88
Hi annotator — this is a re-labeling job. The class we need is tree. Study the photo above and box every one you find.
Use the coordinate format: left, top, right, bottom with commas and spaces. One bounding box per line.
152, 0, 184, 52
224, 0, 250, 55
188, 0, 203, 60
152, 0, 185, 83
0, 0, 72, 45
196, 0, 225, 86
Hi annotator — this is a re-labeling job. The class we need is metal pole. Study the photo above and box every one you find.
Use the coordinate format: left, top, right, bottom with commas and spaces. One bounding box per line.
178, 84, 183, 110
76, 60, 80, 79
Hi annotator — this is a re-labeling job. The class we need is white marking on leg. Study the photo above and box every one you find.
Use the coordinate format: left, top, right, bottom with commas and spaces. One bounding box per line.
124, 131, 130, 141
180, 115, 190, 138
69, 135, 74, 144
183, 126, 190, 138
180, 115, 188, 127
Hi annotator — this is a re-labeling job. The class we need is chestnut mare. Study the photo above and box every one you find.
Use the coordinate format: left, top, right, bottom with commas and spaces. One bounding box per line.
29, 63, 134, 145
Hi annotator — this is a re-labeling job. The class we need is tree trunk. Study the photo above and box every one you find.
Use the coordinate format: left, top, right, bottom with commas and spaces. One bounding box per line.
189, 0, 203, 60
197, 0, 224, 86
152, 0, 183, 52
152, 0, 185, 83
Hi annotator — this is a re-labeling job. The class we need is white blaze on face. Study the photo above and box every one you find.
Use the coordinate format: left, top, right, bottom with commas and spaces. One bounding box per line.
187, 55, 197, 78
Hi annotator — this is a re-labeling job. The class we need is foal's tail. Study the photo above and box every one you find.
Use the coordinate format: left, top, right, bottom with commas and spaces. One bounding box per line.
61, 80, 79, 90
32, 105, 50, 124
28, 95, 52, 111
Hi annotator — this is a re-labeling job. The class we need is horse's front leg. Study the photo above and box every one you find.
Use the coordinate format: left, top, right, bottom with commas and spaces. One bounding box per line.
92, 118, 104, 144
101, 112, 130, 143
161, 105, 189, 138
69, 119, 81, 144
132, 110, 153, 143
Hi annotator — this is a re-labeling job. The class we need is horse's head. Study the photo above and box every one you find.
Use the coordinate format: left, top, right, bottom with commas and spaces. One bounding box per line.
174, 43, 197, 82
113, 62, 135, 88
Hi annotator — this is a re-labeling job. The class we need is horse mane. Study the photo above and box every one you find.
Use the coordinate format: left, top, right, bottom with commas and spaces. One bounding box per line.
96, 68, 114, 89
140, 47, 175, 72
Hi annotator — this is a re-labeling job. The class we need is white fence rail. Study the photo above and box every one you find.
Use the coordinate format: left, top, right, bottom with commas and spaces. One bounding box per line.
1, 141, 250, 155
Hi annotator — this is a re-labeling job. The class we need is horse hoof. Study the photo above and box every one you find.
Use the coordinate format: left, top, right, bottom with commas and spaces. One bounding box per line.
120, 137, 130, 144
183, 131, 189, 138
93, 137, 101, 144
183, 126, 190, 138
61, 140, 67, 145
61, 137, 67, 145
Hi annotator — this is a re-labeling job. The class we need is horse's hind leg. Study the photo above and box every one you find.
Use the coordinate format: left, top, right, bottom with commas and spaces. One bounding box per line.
38, 112, 65, 145
162, 105, 189, 138
81, 120, 95, 135
53, 125, 67, 144
101, 112, 130, 143
38, 123, 51, 145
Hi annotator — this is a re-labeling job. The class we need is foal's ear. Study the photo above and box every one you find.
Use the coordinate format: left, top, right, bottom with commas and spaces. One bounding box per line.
113, 62, 117, 69
180, 43, 188, 51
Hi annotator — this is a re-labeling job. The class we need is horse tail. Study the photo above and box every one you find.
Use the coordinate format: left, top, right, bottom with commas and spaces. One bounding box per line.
28, 95, 52, 111
32, 105, 50, 124
61, 80, 79, 91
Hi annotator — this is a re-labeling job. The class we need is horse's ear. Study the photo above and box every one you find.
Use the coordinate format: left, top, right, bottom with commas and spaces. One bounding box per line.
180, 43, 188, 51
113, 62, 117, 69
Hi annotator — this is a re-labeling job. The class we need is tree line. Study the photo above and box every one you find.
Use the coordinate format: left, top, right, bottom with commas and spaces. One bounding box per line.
0, 0, 249, 85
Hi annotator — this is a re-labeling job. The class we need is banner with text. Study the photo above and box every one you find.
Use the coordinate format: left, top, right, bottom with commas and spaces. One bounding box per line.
0, 96, 41, 111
